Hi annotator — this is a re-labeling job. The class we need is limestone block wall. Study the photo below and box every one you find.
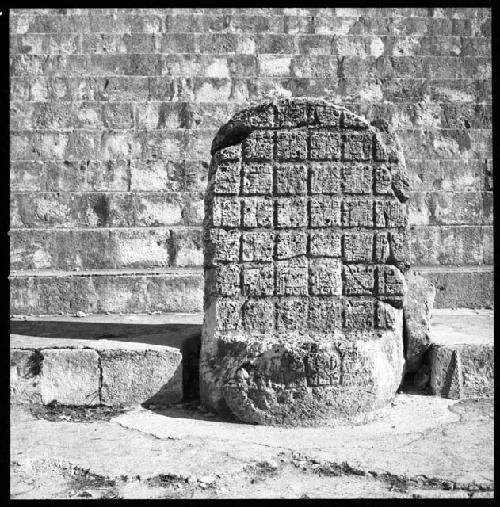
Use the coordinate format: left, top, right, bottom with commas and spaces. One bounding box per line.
9, 8, 492, 315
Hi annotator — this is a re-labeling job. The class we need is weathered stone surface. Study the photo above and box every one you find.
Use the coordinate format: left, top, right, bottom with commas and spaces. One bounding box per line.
200, 98, 410, 425
9, 269, 204, 315
10, 394, 494, 499
427, 309, 494, 399
40, 349, 101, 405
9, 9, 492, 320
100, 347, 182, 406
10, 334, 184, 406
403, 270, 436, 373
428, 344, 494, 399
10, 349, 43, 404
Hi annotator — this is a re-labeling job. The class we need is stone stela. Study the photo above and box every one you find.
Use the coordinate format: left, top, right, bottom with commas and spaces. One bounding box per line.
200, 99, 410, 426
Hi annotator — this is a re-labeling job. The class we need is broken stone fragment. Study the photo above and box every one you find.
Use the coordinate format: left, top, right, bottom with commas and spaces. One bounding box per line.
403, 270, 436, 373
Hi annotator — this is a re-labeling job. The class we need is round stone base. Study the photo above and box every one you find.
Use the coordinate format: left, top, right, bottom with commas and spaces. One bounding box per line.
199, 315, 404, 426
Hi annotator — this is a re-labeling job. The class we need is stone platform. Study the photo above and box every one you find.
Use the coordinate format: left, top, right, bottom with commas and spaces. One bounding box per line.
10, 309, 493, 407
10, 396, 493, 499
10, 313, 202, 406
426, 309, 494, 399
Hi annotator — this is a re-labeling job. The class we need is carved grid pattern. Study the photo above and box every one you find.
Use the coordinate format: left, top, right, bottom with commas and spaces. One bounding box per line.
206, 125, 406, 332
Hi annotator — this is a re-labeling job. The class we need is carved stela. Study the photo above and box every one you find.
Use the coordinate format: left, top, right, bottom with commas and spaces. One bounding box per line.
200, 98, 410, 425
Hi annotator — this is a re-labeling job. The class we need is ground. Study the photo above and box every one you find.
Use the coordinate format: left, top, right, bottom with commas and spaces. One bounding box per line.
10, 394, 493, 499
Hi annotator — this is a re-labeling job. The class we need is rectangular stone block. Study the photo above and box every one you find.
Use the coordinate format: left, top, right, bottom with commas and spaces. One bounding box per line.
276, 131, 308, 160
309, 258, 342, 296
211, 197, 241, 227
429, 343, 493, 399
276, 298, 308, 331
310, 131, 341, 160
242, 163, 273, 195
231, 102, 275, 128
10, 349, 42, 404
275, 163, 307, 194
212, 161, 241, 194
242, 130, 274, 161
241, 231, 274, 262
374, 165, 393, 194
242, 197, 273, 227
342, 200, 373, 227
376, 265, 405, 296
276, 230, 307, 259
343, 164, 373, 194
214, 298, 243, 331
388, 231, 408, 263
242, 299, 274, 332
40, 349, 100, 406
205, 229, 240, 265
100, 348, 182, 406
310, 230, 341, 257
258, 54, 292, 77
308, 298, 343, 332
10, 271, 204, 315
409, 226, 484, 267
375, 200, 407, 228
276, 197, 308, 227
310, 196, 341, 227
276, 260, 308, 296
206, 264, 240, 296
310, 163, 341, 194
242, 264, 274, 296
343, 133, 372, 161
343, 265, 375, 296
343, 232, 373, 262
344, 300, 374, 328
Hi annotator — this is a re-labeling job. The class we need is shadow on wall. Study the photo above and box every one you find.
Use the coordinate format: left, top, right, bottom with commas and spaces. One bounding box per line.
10, 320, 202, 401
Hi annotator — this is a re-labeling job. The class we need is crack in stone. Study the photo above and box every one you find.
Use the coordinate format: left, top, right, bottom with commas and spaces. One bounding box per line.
110, 418, 178, 442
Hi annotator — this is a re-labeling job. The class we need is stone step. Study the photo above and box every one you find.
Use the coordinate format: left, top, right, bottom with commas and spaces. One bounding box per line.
9, 266, 494, 315
10, 313, 203, 406
415, 266, 493, 310
9, 268, 203, 315
427, 309, 494, 399
10, 191, 204, 229
11, 310, 493, 407
10, 227, 203, 271
10, 225, 491, 271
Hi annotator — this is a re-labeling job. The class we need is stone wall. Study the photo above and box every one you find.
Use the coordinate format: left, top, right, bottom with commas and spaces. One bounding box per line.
10, 8, 492, 315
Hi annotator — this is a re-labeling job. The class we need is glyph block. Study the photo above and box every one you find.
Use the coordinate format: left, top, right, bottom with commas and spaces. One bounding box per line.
275, 163, 307, 194
243, 130, 274, 160
276, 131, 308, 160
242, 163, 273, 195
276, 197, 308, 228
310, 163, 342, 194
242, 197, 273, 227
